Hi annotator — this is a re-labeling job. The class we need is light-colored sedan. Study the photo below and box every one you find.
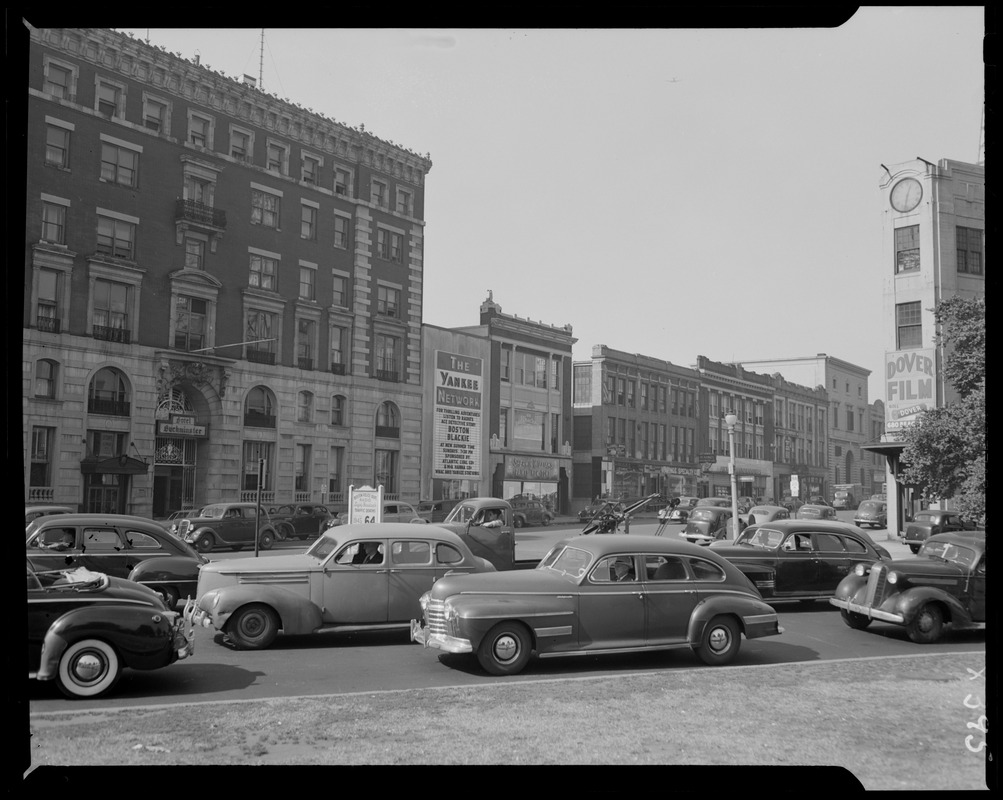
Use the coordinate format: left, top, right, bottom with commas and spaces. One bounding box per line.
796, 504, 838, 521
188, 523, 496, 650
744, 505, 791, 527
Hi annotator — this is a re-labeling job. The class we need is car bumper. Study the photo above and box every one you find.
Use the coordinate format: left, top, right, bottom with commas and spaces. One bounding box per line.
743, 613, 784, 639
183, 597, 218, 632
410, 619, 473, 654
829, 597, 905, 624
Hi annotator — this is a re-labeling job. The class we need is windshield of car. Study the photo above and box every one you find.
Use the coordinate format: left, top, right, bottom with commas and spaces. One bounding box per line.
858, 502, 884, 512
444, 503, 484, 524
912, 512, 936, 523
920, 540, 977, 568
690, 509, 721, 521
538, 545, 593, 579
741, 527, 784, 548
305, 533, 340, 561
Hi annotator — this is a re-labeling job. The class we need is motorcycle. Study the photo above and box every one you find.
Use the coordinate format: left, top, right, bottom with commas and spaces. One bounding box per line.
581, 493, 659, 534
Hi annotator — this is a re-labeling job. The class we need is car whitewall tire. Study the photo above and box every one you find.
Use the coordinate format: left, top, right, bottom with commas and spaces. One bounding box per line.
57, 639, 122, 698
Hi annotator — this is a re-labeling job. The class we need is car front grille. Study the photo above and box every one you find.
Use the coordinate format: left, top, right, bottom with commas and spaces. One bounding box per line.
864, 563, 888, 607
424, 599, 448, 636
178, 520, 191, 537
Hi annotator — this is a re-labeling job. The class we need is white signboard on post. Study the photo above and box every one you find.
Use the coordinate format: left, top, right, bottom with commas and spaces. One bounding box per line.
347, 484, 383, 524
789, 475, 800, 497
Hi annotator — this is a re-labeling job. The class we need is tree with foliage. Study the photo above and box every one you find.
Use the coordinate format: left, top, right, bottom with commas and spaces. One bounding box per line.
899, 296, 985, 526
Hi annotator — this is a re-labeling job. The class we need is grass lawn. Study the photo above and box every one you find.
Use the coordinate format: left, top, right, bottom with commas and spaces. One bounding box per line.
25, 652, 989, 790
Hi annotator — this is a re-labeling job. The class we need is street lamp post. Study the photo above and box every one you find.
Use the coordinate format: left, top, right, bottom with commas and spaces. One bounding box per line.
725, 413, 740, 538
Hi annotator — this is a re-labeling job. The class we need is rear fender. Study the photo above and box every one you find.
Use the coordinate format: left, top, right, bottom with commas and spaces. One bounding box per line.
128, 556, 200, 584
200, 584, 323, 635
687, 595, 773, 645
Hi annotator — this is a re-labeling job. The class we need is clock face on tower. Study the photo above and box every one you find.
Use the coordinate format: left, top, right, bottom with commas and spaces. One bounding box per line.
890, 178, 923, 212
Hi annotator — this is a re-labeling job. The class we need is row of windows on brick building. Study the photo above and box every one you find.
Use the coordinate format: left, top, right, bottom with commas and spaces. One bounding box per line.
42, 57, 421, 212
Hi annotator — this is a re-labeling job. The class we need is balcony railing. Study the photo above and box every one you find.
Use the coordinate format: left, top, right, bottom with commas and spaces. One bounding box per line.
88, 397, 131, 416
175, 198, 227, 229
239, 490, 274, 505
244, 410, 276, 428
375, 425, 400, 439
376, 368, 399, 383
27, 487, 55, 503
93, 325, 131, 344
330, 361, 346, 375
36, 315, 61, 333
297, 357, 314, 371
247, 348, 276, 365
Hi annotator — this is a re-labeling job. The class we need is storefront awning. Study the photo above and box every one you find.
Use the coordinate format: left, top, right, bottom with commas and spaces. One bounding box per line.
861, 441, 907, 459
80, 455, 149, 475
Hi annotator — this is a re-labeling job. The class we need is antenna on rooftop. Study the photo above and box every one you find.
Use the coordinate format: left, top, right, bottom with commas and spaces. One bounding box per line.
259, 29, 265, 91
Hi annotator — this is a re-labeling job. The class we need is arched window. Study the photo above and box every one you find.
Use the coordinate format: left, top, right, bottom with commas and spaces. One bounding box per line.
244, 386, 276, 428
331, 394, 347, 426
35, 359, 58, 399
298, 390, 314, 422
375, 401, 400, 438
88, 367, 130, 416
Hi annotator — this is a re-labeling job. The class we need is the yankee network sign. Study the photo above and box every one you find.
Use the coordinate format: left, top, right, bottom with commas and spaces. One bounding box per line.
884, 348, 936, 431
433, 350, 483, 479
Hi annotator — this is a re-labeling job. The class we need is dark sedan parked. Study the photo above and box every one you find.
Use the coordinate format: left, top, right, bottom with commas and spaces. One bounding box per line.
903, 510, 977, 554
26, 514, 207, 608
267, 503, 335, 541
709, 520, 891, 602
411, 535, 783, 675
853, 500, 888, 529
28, 561, 193, 698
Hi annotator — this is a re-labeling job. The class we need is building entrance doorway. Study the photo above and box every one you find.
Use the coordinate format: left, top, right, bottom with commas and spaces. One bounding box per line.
152, 389, 201, 516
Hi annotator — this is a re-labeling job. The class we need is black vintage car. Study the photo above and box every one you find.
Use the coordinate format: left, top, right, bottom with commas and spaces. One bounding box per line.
903, 510, 977, 554
267, 503, 335, 540
26, 513, 207, 608
830, 531, 986, 643
28, 561, 194, 698
175, 502, 280, 553
709, 520, 891, 602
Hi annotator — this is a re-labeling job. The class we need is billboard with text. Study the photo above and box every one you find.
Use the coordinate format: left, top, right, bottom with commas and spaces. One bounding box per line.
433, 350, 483, 479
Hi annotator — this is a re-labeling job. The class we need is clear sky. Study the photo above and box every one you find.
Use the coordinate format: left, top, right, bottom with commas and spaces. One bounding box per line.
118, 10, 984, 400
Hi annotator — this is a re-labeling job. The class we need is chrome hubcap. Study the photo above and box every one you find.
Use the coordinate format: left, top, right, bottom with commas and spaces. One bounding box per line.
708, 627, 730, 652
494, 634, 519, 662
73, 653, 105, 682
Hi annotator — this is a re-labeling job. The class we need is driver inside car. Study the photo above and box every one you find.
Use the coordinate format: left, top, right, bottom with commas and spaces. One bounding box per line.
612, 557, 635, 582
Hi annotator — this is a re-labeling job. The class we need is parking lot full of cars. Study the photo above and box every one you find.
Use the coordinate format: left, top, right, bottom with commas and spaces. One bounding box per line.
25, 497, 984, 700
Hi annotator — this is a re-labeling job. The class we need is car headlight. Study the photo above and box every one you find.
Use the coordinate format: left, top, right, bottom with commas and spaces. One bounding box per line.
442, 598, 458, 624
854, 562, 868, 577
418, 592, 430, 613
886, 571, 899, 585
